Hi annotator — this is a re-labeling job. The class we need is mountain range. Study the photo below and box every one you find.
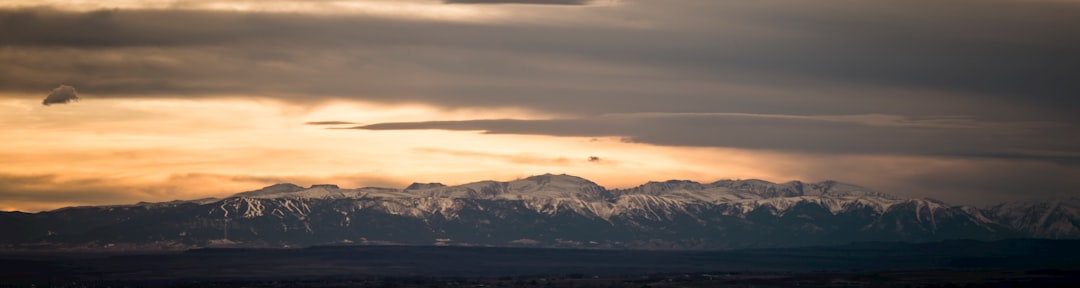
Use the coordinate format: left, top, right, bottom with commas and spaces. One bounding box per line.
2, 174, 1078, 250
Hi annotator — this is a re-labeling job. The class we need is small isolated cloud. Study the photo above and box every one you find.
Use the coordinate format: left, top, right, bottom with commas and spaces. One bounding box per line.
42, 85, 79, 106
444, 0, 592, 5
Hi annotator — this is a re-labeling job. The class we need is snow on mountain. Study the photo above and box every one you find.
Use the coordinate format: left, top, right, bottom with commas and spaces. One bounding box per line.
232, 183, 305, 198
711, 179, 807, 198
222, 175, 964, 220
407, 174, 610, 201
6, 174, 1075, 250
405, 182, 448, 190
619, 180, 758, 203
617, 179, 911, 215
709, 179, 902, 199
988, 197, 1080, 238
212, 175, 979, 230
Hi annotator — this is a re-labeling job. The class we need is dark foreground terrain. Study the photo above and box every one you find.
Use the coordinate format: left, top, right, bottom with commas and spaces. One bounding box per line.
2, 239, 1079, 287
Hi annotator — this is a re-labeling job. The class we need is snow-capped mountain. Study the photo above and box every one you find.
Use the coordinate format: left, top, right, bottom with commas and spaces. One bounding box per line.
987, 197, 1080, 238
0, 174, 1075, 249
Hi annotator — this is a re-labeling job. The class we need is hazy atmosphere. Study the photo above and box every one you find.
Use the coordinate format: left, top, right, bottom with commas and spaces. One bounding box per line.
2, 0, 1079, 212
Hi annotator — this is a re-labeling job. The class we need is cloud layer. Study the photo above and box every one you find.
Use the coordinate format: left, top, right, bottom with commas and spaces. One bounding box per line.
357, 113, 1080, 162
1, 1, 1078, 120
445, 0, 592, 5
2, 0, 1079, 209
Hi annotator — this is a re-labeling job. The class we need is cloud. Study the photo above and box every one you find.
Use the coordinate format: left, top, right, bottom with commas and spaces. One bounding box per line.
164, 172, 410, 192
2, 1, 1080, 209
305, 121, 357, 125
357, 113, 1080, 161
891, 160, 1080, 205
444, 0, 592, 5
0, 2, 1078, 121
0, 173, 160, 211
42, 84, 78, 106
416, 147, 575, 166
745, 153, 1080, 206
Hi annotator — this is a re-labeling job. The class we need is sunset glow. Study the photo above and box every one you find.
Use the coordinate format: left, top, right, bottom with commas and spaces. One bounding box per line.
0, 96, 795, 211
2, 0, 1078, 212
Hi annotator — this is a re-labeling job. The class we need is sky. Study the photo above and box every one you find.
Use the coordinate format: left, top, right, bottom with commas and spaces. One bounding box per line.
1, 0, 1079, 212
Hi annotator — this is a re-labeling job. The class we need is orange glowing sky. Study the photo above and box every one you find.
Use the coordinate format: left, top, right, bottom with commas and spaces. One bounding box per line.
2, 0, 1079, 211
0, 97, 790, 211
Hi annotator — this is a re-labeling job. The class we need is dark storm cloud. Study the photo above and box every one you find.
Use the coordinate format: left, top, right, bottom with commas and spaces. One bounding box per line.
358, 113, 1080, 161
445, 0, 591, 5
42, 84, 78, 105
1, 1, 1079, 121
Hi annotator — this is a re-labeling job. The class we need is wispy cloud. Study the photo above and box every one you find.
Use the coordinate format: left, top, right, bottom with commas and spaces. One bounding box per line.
415, 147, 612, 166
305, 121, 358, 125
444, 0, 592, 5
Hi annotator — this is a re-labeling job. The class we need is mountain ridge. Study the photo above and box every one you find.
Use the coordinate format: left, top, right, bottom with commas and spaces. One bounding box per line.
1, 174, 1075, 250
228, 173, 897, 202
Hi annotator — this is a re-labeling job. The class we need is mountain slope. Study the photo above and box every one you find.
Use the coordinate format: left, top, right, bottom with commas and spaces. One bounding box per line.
988, 197, 1080, 238
0, 174, 1073, 250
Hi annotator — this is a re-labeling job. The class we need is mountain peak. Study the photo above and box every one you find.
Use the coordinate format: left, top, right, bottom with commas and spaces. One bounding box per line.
405, 182, 447, 190
486, 174, 609, 199
808, 180, 903, 199
266, 183, 305, 190
232, 183, 305, 198
710, 179, 805, 198
633, 180, 705, 192
520, 173, 598, 186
